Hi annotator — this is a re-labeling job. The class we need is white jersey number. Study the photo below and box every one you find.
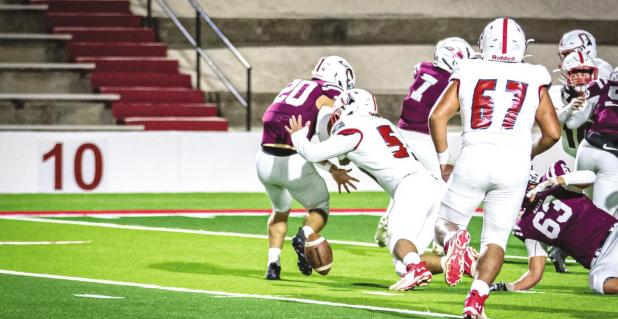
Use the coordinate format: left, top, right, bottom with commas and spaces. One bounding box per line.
274, 80, 318, 107
532, 199, 573, 239
410, 73, 438, 102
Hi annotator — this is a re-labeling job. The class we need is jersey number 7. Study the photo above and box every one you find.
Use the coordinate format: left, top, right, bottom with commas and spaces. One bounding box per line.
471, 79, 528, 129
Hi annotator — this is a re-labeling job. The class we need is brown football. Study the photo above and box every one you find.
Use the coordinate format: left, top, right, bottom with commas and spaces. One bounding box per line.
304, 233, 333, 275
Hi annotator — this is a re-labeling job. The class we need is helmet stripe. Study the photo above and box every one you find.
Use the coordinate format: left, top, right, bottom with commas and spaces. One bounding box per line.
577, 51, 584, 63
502, 17, 508, 54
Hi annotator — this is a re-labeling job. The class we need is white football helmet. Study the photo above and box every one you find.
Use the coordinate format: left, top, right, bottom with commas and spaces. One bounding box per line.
560, 51, 598, 87
612, 67, 618, 82
433, 37, 475, 72
478, 17, 527, 63
329, 89, 377, 126
311, 56, 355, 90
559, 30, 597, 60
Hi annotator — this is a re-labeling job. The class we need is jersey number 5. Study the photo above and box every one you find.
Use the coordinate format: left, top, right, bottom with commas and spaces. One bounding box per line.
471, 79, 528, 129
377, 125, 410, 158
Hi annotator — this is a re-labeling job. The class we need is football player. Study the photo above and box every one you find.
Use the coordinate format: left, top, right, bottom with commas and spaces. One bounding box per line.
491, 160, 618, 295
287, 89, 447, 291
374, 37, 475, 249
558, 30, 614, 80
573, 73, 618, 217
256, 56, 358, 280
429, 17, 561, 318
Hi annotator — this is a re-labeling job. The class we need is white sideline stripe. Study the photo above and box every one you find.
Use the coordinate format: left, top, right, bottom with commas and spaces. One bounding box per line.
1, 211, 387, 218
0, 270, 458, 318
0, 217, 378, 247
74, 294, 124, 299
0, 217, 547, 260
0, 241, 90, 245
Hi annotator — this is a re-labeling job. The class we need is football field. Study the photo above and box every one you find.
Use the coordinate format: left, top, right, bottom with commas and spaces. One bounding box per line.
0, 193, 615, 319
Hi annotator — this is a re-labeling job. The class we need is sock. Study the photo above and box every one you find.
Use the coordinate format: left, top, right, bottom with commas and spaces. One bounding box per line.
268, 248, 281, 266
393, 258, 406, 277
302, 226, 315, 238
402, 252, 421, 266
471, 279, 490, 296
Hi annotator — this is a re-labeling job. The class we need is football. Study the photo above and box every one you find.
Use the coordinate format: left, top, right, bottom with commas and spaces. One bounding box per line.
304, 233, 333, 275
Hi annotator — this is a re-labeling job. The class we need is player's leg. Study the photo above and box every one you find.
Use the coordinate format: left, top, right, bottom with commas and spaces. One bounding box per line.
589, 228, 618, 294
256, 152, 293, 279
286, 155, 331, 276
400, 129, 441, 178
463, 181, 526, 318
575, 140, 618, 216
388, 172, 444, 290
436, 149, 487, 286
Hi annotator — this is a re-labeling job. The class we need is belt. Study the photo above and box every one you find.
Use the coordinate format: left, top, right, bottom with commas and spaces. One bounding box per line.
262, 145, 297, 157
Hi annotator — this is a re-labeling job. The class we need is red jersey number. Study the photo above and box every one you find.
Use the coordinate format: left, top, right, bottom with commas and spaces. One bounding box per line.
377, 125, 410, 158
471, 79, 528, 129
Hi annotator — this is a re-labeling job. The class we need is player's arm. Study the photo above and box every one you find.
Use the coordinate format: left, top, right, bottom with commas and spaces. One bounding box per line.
492, 239, 547, 292
565, 98, 593, 129
287, 115, 359, 162
429, 80, 460, 181
531, 87, 561, 158
527, 170, 596, 200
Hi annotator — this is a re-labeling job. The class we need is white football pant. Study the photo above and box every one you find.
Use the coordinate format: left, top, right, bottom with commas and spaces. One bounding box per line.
255, 150, 329, 213
439, 144, 530, 251
399, 129, 441, 179
575, 139, 618, 217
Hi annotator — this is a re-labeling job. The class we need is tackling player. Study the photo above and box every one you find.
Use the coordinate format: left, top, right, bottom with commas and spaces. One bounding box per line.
287, 89, 447, 291
374, 37, 475, 249
429, 17, 561, 318
491, 160, 618, 295
256, 56, 358, 280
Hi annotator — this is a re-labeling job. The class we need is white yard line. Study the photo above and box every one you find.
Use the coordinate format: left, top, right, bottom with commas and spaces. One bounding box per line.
0, 241, 90, 245
74, 293, 124, 299
363, 291, 400, 297
0, 216, 567, 262
0, 269, 459, 318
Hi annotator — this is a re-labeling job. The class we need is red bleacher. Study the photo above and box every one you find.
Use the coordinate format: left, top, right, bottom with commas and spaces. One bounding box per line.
36, 0, 228, 131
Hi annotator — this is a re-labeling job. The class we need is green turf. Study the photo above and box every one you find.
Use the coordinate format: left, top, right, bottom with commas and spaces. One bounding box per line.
0, 193, 614, 318
0, 192, 390, 211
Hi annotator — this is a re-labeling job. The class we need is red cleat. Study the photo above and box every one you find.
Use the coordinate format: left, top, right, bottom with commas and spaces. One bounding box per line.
388, 261, 432, 291
463, 289, 489, 319
463, 247, 479, 277
444, 230, 471, 286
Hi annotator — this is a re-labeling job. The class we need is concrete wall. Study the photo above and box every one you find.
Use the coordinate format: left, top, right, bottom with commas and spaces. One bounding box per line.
0, 131, 571, 193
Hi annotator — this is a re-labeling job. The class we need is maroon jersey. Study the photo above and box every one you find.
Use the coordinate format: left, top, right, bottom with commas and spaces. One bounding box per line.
261, 79, 342, 148
514, 187, 618, 269
587, 79, 618, 135
398, 62, 451, 134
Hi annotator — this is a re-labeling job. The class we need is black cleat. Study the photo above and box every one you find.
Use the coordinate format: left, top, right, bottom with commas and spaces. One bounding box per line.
265, 262, 281, 280
548, 246, 568, 273
291, 227, 312, 276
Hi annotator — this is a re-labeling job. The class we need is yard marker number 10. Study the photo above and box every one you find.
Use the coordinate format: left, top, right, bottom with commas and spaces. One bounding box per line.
42, 143, 103, 190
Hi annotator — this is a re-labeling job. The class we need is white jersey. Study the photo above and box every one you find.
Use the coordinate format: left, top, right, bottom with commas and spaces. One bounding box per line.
291, 115, 426, 196
452, 59, 552, 149
549, 84, 596, 157
595, 57, 614, 80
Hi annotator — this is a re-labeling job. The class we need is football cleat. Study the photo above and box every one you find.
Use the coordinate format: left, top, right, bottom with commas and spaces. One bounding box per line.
463, 247, 479, 277
444, 230, 471, 286
548, 246, 569, 273
388, 261, 432, 291
463, 289, 489, 319
291, 227, 312, 276
374, 214, 389, 247
265, 262, 281, 280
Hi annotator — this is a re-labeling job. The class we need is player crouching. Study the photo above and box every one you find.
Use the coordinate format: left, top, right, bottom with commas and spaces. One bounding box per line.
287, 89, 447, 290
492, 160, 618, 295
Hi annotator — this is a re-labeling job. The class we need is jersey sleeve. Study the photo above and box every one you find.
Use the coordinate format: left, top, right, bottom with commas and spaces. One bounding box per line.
321, 84, 343, 100
524, 239, 548, 257
291, 123, 360, 162
537, 65, 552, 90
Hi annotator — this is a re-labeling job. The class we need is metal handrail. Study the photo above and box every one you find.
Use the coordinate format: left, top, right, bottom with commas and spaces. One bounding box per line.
151, 0, 253, 131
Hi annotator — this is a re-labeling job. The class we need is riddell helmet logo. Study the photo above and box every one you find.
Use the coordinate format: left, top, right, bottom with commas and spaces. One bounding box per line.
491, 55, 516, 62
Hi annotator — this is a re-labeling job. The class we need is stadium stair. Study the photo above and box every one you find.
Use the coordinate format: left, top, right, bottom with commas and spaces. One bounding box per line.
32, 0, 228, 131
